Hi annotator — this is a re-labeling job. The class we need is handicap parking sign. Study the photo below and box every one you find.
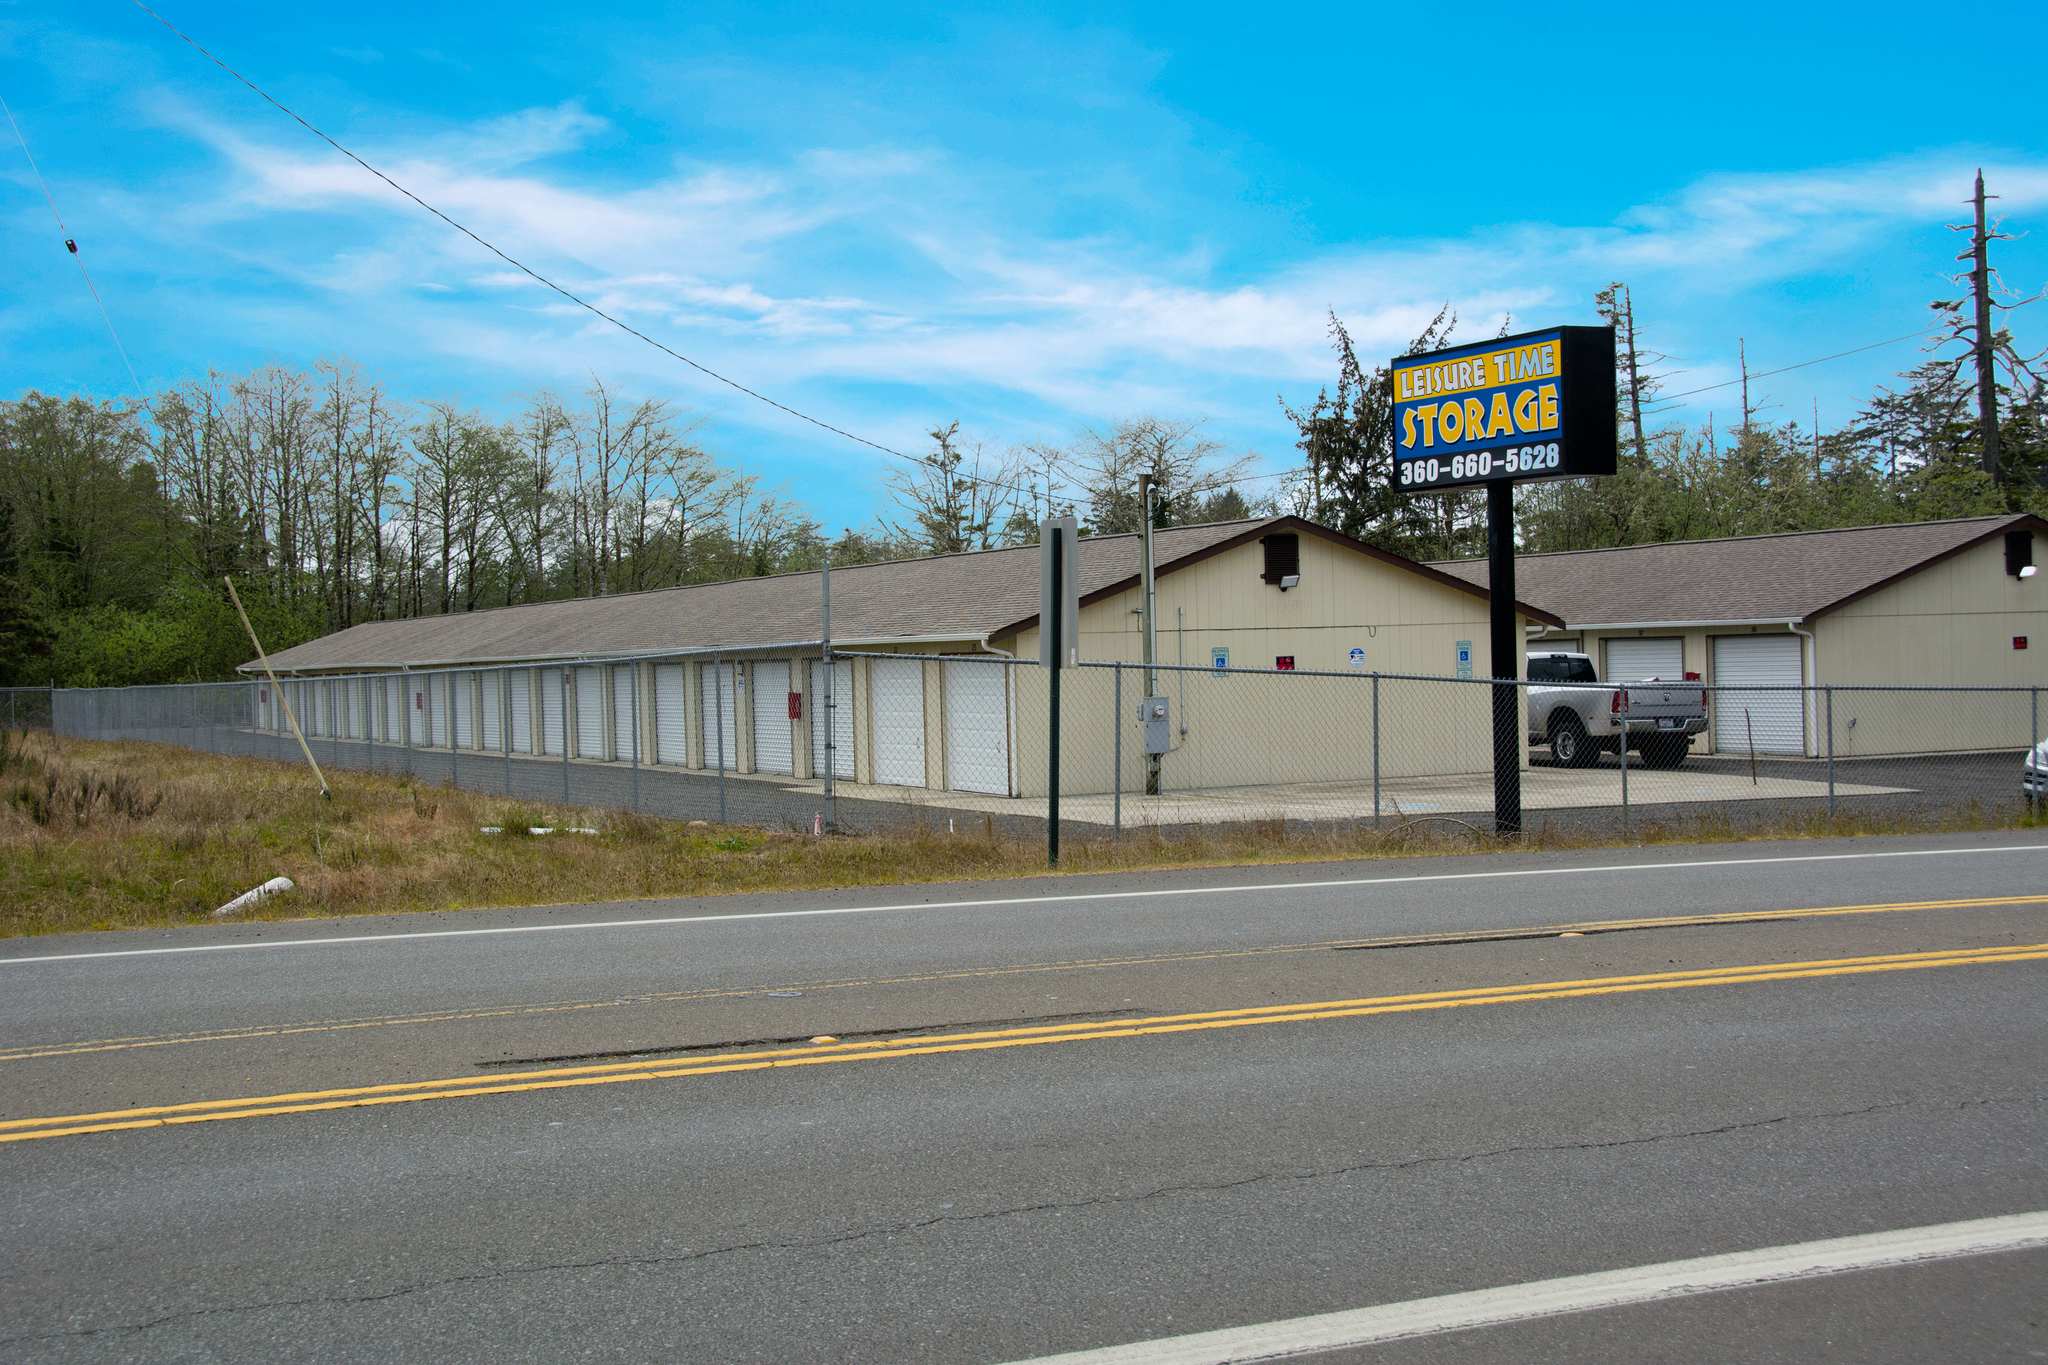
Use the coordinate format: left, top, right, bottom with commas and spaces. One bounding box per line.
1455, 641, 1474, 679
1211, 646, 1229, 670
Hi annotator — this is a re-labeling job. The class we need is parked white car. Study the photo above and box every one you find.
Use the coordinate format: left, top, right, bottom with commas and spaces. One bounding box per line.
2026, 738, 2048, 800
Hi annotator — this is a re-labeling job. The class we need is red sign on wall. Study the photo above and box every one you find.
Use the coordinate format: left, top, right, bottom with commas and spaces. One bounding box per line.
1275, 656, 1295, 671
787, 691, 803, 720
2017, 637, 2030, 650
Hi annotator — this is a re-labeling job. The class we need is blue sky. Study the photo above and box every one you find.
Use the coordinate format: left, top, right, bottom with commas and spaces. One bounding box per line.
4, 0, 2045, 530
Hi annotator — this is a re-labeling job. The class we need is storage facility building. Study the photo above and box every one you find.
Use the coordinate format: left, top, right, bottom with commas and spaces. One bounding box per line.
247, 516, 1559, 799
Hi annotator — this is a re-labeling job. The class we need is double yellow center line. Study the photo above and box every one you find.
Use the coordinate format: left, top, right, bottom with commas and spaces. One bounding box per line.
5, 941, 2043, 1144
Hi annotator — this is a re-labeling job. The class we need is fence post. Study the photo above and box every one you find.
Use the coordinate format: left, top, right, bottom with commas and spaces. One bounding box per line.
2032, 687, 2040, 820
1825, 686, 1836, 819
715, 652, 727, 824
1372, 673, 1381, 831
562, 671, 572, 803
630, 666, 641, 814
1113, 662, 1122, 839
1619, 689, 1629, 840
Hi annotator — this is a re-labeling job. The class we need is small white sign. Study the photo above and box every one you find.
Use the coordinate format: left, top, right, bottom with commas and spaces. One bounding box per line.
1211, 646, 1230, 670
1455, 640, 1474, 679
1348, 647, 1366, 669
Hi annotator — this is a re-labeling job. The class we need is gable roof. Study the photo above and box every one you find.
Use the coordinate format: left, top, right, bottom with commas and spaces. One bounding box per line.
249, 515, 1557, 674
1430, 514, 2046, 628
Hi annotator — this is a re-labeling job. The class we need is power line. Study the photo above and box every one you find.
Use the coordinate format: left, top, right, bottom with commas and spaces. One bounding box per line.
127, 0, 908, 459
1, 91, 143, 391
1657, 330, 1927, 403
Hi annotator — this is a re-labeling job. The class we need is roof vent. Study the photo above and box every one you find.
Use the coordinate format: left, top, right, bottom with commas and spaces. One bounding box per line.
2007, 529, 2035, 578
1260, 533, 1299, 588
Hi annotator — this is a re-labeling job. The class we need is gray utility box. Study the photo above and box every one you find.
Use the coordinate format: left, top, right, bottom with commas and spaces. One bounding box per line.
1139, 695, 1171, 755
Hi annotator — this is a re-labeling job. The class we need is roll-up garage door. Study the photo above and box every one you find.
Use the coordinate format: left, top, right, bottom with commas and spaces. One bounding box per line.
945, 660, 1011, 795
574, 666, 605, 758
809, 661, 853, 780
429, 677, 449, 748
408, 679, 428, 746
655, 664, 689, 764
1605, 637, 1683, 682
385, 680, 403, 744
752, 661, 793, 776
612, 665, 638, 762
701, 664, 737, 770
343, 679, 362, 739
452, 673, 475, 749
540, 669, 565, 755
302, 682, 323, 737
510, 670, 533, 753
1713, 635, 1804, 756
480, 672, 503, 751
871, 658, 926, 787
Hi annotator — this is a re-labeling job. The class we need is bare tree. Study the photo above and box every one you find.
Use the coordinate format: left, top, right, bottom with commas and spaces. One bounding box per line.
1065, 415, 1255, 533
878, 422, 1029, 554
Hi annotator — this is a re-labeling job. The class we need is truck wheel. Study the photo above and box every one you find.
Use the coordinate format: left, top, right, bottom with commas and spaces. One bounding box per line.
1641, 735, 1688, 769
1551, 717, 1596, 768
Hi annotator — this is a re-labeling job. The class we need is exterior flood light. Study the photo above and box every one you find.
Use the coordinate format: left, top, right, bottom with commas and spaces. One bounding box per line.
2022, 564, 2038, 578
1279, 574, 1300, 590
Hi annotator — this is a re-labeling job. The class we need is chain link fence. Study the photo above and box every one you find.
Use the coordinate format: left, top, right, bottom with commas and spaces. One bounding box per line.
35, 651, 2047, 841
0, 688, 54, 731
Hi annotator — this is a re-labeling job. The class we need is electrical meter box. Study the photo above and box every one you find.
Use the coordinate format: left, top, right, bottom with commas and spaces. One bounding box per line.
1139, 696, 1171, 755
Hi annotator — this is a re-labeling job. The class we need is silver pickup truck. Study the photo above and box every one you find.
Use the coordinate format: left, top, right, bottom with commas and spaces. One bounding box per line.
1525, 651, 1708, 769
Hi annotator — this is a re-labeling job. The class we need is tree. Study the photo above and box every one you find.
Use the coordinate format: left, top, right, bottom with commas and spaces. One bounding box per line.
1064, 415, 1255, 534
878, 422, 1027, 554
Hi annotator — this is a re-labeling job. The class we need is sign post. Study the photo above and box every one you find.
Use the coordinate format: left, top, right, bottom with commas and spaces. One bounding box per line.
1390, 325, 1615, 835
1040, 517, 1080, 866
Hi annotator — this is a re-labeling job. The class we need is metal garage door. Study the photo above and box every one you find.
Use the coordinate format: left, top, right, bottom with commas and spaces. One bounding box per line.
510, 670, 533, 753
343, 680, 362, 738
655, 664, 689, 764
384, 680, 402, 744
409, 679, 428, 746
1713, 635, 1804, 756
1605, 637, 1683, 682
429, 677, 448, 748
453, 673, 475, 749
701, 664, 737, 770
752, 661, 793, 776
809, 661, 853, 780
945, 660, 1010, 794
871, 658, 925, 787
574, 666, 605, 758
540, 668, 565, 755
611, 665, 637, 762
481, 672, 503, 751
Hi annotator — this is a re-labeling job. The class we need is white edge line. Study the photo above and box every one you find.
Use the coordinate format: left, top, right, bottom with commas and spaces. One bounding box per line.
998, 1210, 2048, 1365
2, 844, 2043, 966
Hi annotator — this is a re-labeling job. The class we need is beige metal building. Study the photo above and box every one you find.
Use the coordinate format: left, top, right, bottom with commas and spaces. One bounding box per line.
1435, 513, 2047, 757
249, 516, 1557, 799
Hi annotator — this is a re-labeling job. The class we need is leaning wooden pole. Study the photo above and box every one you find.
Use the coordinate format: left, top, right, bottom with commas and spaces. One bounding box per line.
225, 577, 330, 799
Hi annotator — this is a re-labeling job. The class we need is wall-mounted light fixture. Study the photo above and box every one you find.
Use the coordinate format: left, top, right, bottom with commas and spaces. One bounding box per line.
1279, 574, 1300, 591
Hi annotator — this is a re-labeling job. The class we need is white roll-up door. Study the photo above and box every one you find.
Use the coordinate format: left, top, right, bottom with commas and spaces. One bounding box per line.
453, 672, 475, 749
809, 661, 853, 780
540, 668, 565, 755
946, 660, 1011, 794
655, 664, 689, 765
1605, 637, 1684, 682
385, 680, 402, 743
871, 658, 926, 787
341, 679, 360, 738
299, 682, 320, 737
701, 664, 737, 770
481, 671, 503, 751
405, 679, 424, 746
510, 670, 534, 754
1713, 635, 1804, 756
429, 676, 449, 748
750, 661, 793, 776
612, 665, 637, 762
574, 666, 605, 758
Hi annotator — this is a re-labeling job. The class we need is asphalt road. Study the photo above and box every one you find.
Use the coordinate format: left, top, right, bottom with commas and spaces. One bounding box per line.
3, 831, 2044, 1362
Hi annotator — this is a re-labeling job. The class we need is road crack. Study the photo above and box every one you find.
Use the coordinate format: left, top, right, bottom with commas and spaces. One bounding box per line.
8, 1091, 2037, 1347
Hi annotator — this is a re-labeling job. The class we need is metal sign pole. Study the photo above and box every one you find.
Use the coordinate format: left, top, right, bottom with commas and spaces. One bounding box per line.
1049, 530, 1064, 867
822, 554, 835, 832
1040, 516, 1079, 868
715, 652, 727, 824
1486, 481, 1523, 836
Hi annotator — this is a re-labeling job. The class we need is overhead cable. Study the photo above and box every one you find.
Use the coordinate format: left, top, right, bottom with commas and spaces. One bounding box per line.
127, 0, 907, 458
0, 91, 143, 391
1657, 331, 1929, 402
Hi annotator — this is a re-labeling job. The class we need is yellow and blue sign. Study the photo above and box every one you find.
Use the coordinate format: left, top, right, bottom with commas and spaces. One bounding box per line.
1390, 325, 1616, 492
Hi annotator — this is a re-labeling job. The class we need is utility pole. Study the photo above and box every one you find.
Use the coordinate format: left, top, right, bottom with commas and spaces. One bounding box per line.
1740, 338, 1751, 439
1137, 472, 1160, 797
1967, 169, 2004, 484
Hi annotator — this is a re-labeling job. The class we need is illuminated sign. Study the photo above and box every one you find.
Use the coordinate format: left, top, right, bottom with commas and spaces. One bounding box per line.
1390, 325, 1616, 492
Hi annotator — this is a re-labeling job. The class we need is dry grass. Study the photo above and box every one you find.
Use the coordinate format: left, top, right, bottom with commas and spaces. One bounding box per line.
0, 731, 2035, 938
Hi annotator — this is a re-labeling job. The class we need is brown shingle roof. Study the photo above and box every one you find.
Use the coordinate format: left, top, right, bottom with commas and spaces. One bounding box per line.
252, 514, 1562, 673
1430, 514, 2045, 627
253, 520, 1277, 673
